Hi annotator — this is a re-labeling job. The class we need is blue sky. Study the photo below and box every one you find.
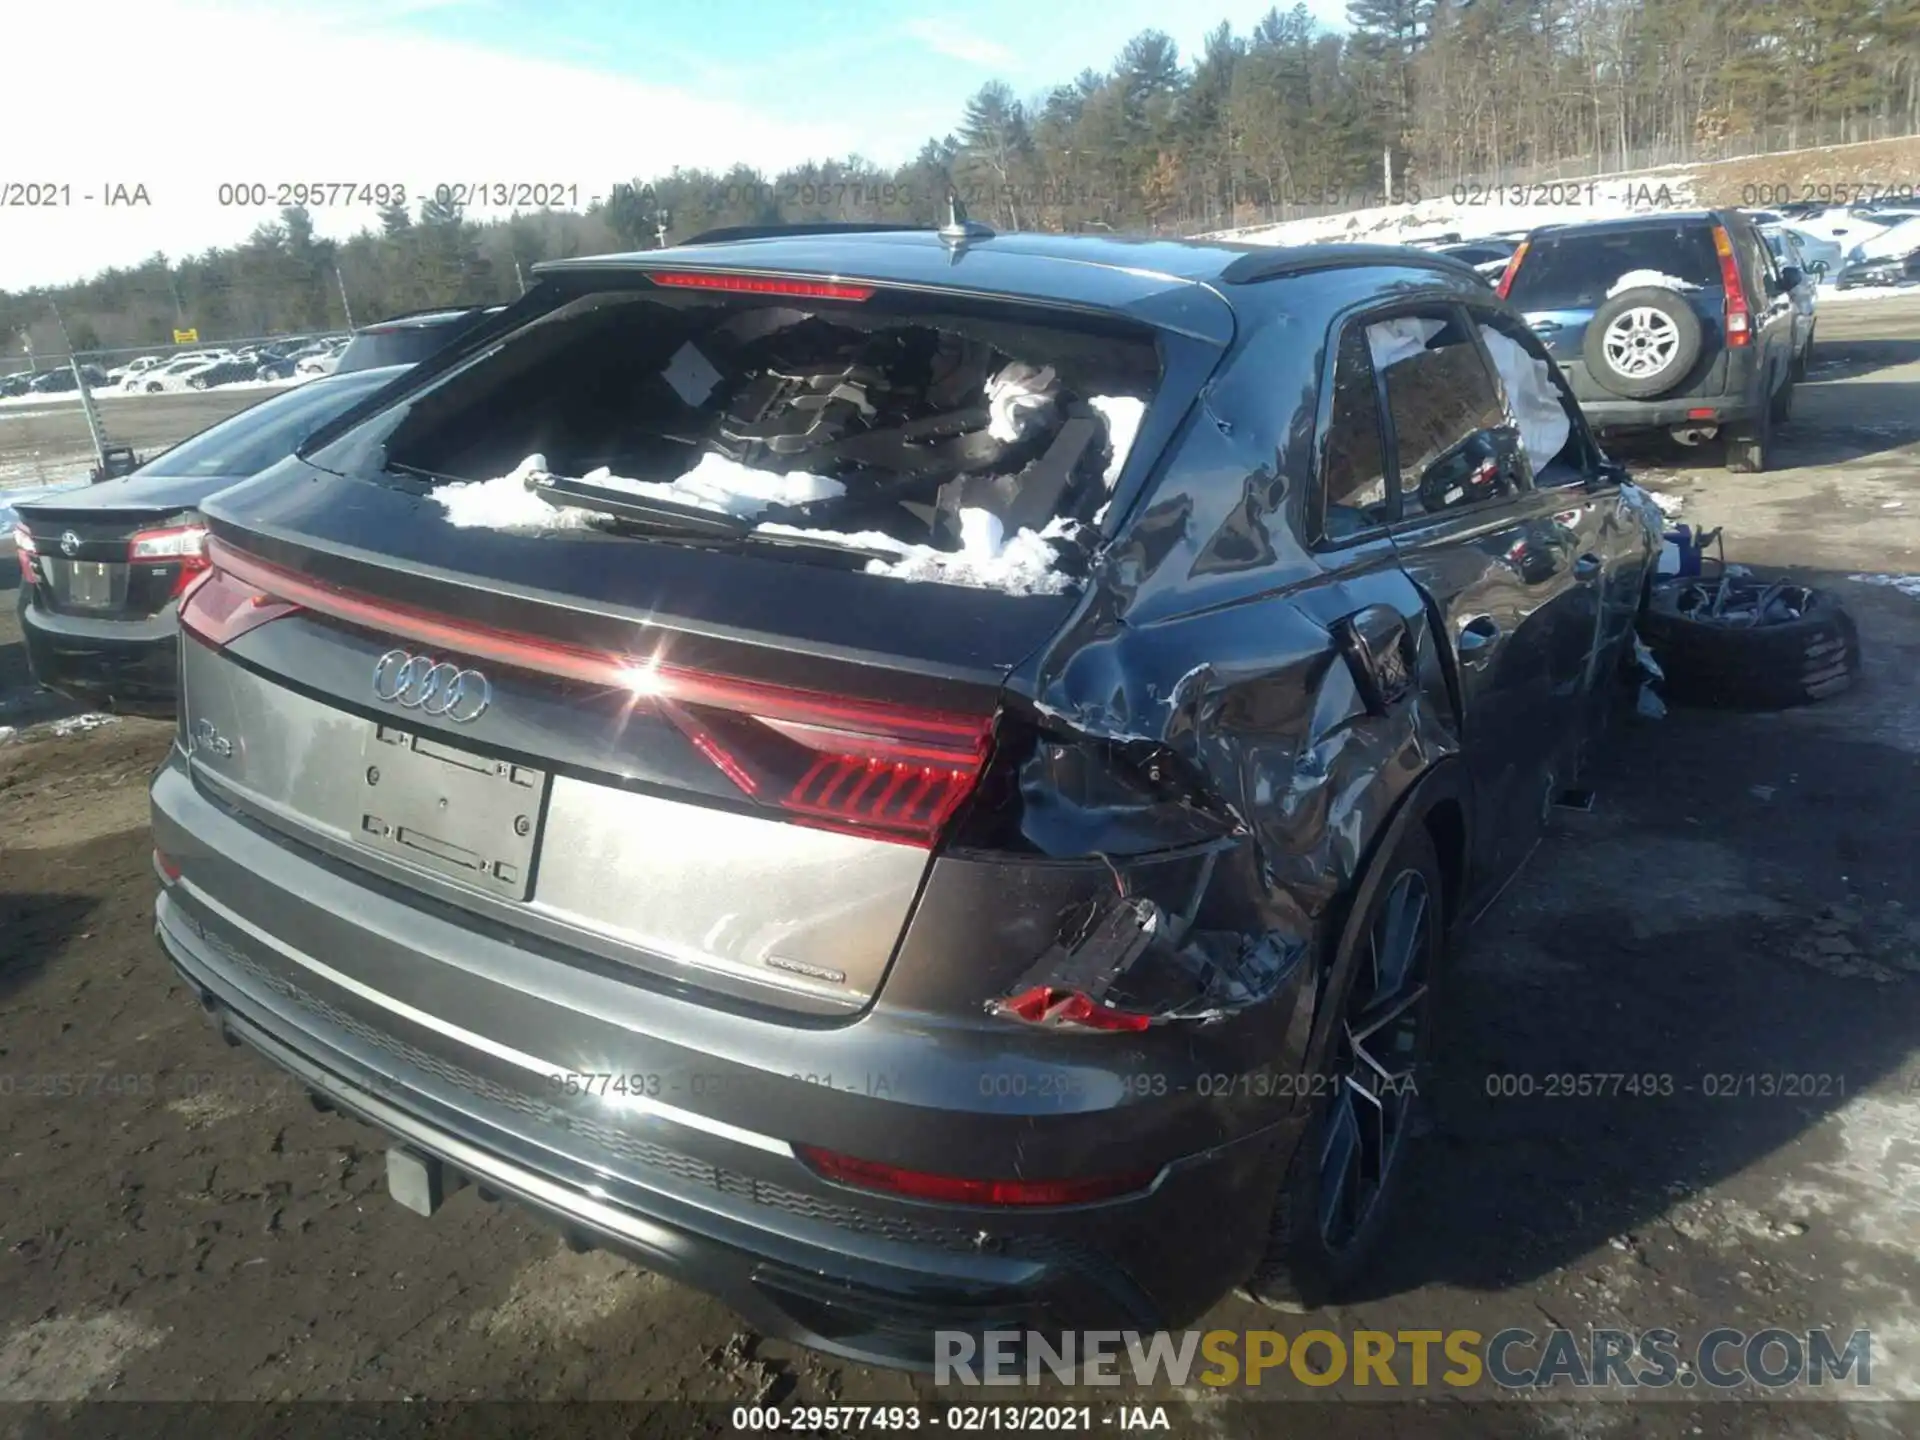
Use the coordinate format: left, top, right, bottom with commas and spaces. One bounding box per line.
5, 0, 1354, 290
419, 0, 1357, 160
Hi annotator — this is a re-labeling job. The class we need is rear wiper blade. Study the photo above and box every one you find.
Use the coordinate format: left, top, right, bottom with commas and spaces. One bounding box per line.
740, 527, 906, 565
528, 472, 751, 539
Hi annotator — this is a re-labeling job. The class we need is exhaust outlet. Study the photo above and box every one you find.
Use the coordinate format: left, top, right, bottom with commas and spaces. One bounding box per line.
1669, 424, 1719, 446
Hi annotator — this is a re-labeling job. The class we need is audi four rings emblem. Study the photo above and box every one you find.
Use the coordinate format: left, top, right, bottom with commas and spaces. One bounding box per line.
372, 650, 492, 723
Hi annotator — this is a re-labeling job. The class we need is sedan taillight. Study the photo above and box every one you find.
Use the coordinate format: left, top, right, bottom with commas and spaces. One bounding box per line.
13, 523, 36, 585
129, 521, 212, 596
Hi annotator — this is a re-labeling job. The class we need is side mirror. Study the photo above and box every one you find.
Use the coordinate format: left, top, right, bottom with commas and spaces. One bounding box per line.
1775, 265, 1804, 293
1808, 260, 1829, 279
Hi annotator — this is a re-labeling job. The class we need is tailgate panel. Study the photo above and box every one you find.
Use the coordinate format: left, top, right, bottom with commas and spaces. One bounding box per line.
181, 636, 926, 1013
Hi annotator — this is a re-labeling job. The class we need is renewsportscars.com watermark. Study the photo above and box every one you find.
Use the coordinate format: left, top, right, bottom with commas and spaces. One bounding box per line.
936, 1327, 1874, 1393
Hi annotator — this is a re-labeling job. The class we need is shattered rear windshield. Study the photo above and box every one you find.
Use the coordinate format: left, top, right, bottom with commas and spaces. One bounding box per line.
313, 283, 1162, 594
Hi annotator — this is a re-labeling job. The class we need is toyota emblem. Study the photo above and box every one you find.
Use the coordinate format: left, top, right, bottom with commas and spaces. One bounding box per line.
371, 649, 491, 723
60, 531, 80, 557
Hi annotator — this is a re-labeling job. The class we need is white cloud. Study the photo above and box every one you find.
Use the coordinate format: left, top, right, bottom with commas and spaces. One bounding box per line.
900, 18, 1017, 69
1, 0, 857, 289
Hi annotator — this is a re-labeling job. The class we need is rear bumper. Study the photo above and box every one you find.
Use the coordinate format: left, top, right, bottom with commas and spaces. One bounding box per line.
17, 592, 179, 715
148, 752, 1293, 1367
1581, 395, 1758, 432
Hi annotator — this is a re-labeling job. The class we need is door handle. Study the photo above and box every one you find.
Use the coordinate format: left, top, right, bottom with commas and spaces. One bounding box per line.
1574, 552, 1603, 577
1458, 614, 1502, 657
1530, 319, 1562, 334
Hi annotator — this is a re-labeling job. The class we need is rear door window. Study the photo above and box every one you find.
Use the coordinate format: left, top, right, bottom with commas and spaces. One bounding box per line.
1506, 225, 1722, 311
1318, 324, 1391, 541
1368, 309, 1525, 520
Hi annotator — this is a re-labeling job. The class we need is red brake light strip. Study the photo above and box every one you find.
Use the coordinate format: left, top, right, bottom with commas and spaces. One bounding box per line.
645, 271, 875, 301
194, 539, 992, 845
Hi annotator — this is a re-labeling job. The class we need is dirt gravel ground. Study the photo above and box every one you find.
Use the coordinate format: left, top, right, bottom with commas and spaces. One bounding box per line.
4, 299, 1920, 1439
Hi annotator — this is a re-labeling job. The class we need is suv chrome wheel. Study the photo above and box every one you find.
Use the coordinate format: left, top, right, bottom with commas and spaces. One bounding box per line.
1603, 307, 1681, 378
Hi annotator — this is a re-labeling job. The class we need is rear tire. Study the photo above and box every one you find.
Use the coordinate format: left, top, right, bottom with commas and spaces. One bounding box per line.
1242, 822, 1445, 1311
1769, 375, 1794, 424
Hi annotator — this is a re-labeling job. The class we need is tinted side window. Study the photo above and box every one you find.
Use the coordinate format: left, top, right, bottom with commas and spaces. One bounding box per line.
1366, 311, 1514, 519
1506, 225, 1722, 310
1320, 324, 1391, 541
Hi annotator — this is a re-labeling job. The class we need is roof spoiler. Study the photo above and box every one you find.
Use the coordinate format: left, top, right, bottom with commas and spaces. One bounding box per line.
680, 222, 936, 246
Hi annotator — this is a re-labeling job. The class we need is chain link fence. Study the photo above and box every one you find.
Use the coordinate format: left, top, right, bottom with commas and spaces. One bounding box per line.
0, 329, 351, 496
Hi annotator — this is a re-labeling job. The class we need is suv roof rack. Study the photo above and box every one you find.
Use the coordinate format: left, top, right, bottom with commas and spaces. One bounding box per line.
1220, 243, 1486, 286
680, 222, 936, 246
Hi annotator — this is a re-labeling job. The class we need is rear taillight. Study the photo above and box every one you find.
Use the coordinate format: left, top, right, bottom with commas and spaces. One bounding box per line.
1712, 225, 1751, 347
1494, 240, 1529, 300
646, 271, 875, 301
130, 521, 211, 596
177, 562, 302, 648
13, 523, 34, 585
798, 1146, 1159, 1207
201, 539, 992, 847
992, 985, 1153, 1032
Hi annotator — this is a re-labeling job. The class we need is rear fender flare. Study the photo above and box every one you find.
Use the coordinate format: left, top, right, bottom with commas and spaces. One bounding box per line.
1297, 756, 1472, 1080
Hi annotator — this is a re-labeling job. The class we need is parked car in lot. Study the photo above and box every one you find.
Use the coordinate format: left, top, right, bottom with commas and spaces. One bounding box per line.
183, 356, 264, 389
0, 371, 34, 397
1763, 224, 1843, 280
13, 364, 412, 713
138, 354, 230, 393
1498, 209, 1802, 471
1761, 227, 1821, 367
149, 228, 1660, 1366
1434, 237, 1518, 276
332, 305, 505, 374
1835, 249, 1920, 290
27, 364, 111, 393
294, 341, 347, 378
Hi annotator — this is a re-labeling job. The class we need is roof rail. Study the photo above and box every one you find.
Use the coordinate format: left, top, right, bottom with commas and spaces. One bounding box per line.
679, 222, 936, 246
1219, 243, 1488, 286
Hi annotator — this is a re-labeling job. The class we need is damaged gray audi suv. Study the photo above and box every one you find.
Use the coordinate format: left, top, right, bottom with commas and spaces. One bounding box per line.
150, 220, 1660, 1367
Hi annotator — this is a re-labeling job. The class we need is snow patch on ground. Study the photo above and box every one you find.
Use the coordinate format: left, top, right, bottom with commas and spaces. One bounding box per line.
1851, 573, 1920, 601
0, 1313, 167, 1400
1644, 489, 1686, 518
0, 373, 310, 410
1606, 269, 1701, 298
1822, 284, 1920, 304
1206, 169, 1697, 248
1088, 395, 1146, 487
50, 713, 118, 738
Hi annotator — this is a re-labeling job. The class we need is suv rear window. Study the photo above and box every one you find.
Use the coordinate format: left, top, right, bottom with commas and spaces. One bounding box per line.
1506, 224, 1722, 311
312, 283, 1163, 591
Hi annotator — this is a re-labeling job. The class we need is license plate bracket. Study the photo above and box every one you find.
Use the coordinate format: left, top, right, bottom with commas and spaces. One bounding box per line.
354, 724, 547, 901
66, 560, 115, 608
